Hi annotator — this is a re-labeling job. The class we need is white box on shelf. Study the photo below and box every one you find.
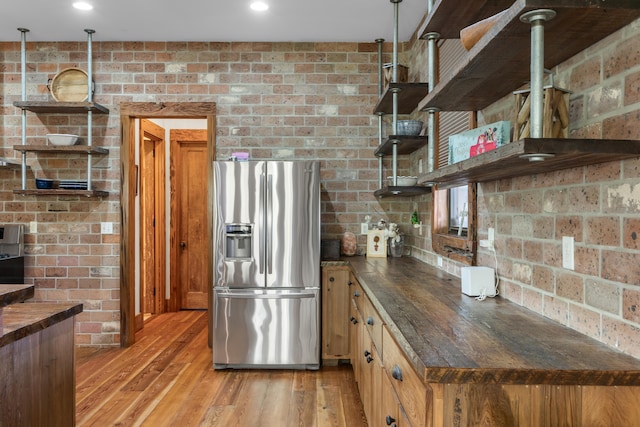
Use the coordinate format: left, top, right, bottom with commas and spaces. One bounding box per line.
461, 266, 495, 297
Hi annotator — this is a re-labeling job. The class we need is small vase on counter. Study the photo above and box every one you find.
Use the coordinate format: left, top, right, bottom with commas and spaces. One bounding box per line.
388, 235, 404, 257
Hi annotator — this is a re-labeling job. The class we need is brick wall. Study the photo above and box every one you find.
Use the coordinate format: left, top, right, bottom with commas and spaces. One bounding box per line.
0, 40, 404, 345
406, 19, 640, 359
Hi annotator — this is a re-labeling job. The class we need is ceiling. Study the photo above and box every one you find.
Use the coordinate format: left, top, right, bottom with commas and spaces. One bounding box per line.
0, 0, 429, 43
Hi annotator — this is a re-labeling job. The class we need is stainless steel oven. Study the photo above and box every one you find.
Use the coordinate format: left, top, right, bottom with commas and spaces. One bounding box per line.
0, 224, 25, 284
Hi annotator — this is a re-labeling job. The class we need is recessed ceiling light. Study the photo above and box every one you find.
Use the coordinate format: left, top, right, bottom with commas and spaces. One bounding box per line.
73, 2, 94, 11
250, 2, 269, 11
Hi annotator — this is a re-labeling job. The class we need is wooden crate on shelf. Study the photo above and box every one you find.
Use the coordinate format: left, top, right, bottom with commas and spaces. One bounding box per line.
513, 86, 570, 140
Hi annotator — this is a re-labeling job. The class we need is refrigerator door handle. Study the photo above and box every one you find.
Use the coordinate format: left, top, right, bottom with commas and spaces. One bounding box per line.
219, 291, 316, 299
259, 173, 265, 274
266, 174, 273, 275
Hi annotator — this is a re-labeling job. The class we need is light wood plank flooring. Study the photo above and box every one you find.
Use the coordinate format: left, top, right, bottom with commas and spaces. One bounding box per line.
76, 310, 367, 426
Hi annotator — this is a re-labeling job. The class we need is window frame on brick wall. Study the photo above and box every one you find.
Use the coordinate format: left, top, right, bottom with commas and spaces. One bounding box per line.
431, 111, 477, 266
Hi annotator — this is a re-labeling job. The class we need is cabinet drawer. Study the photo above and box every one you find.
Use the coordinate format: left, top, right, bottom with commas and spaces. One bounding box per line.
361, 292, 383, 354
350, 272, 364, 311
383, 326, 427, 427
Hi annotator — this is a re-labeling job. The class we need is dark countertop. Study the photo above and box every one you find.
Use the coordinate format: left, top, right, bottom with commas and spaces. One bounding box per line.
1, 302, 83, 348
329, 256, 640, 386
0, 284, 34, 308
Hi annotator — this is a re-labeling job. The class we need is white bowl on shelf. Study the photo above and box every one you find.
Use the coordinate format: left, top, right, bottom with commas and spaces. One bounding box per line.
387, 176, 418, 186
47, 134, 79, 146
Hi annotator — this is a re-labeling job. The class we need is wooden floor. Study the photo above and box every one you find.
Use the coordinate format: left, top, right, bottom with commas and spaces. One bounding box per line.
76, 310, 367, 426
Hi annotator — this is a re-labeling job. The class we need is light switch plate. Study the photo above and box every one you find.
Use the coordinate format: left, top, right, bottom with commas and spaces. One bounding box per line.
562, 236, 574, 270
360, 223, 369, 235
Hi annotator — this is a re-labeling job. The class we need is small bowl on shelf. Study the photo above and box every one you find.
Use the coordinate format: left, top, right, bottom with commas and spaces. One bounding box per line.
387, 176, 418, 186
396, 120, 423, 136
46, 134, 79, 146
35, 178, 54, 189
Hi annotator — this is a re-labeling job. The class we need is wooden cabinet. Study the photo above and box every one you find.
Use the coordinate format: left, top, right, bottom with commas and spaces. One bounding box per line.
321, 265, 352, 362
347, 270, 424, 427
382, 326, 428, 427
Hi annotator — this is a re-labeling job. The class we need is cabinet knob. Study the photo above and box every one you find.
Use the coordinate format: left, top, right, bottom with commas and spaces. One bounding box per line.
386, 415, 397, 426
364, 350, 371, 357
348, 280, 353, 286
353, 291, 360, 297
367, 316, 374, 325
350, 316, 358, 324
391, 365, 403, 381
329, 276, 335, 282
366, 355, 374, 363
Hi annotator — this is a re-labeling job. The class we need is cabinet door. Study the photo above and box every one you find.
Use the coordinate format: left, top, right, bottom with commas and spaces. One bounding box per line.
381, 368, 401, 427
360, 329, 383, 427
350, 299, 362, 385
321, 266, 351, 361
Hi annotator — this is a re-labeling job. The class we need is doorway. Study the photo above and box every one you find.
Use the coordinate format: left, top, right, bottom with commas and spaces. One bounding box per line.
120, 102, 216, 347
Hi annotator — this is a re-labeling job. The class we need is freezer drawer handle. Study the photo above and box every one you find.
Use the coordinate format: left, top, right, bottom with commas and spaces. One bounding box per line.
218, 292, 315, 299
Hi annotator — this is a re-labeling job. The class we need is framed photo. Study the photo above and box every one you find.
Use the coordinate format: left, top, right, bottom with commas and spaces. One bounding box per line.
366, 230, 387, 258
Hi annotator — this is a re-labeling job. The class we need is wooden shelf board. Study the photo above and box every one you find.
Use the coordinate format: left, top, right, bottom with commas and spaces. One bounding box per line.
13, 101, 109, 114
375, 135, 428, 157
374, 185, 431, 199
13, 189, 109, 198
418, 0, 515, 39
418, 0, 640, 112
417, 138, 640, 188
13, 145, 109, 155
373, 83, 429, 115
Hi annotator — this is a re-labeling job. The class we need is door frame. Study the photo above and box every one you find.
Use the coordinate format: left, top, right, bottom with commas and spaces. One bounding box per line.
120, 102, 216, 347
139, 119, 167, 323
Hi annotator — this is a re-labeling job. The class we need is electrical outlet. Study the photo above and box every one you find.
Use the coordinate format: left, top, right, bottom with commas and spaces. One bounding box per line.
360, 223, 369, 235
488, 227, 495, 243
101, 222, 113, 235
29, 221, 37, 233
562, 236, 574, 270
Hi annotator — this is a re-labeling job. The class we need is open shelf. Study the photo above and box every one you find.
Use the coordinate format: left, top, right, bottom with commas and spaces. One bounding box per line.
373, 83, 429, 115
13, 101, 109, 114
0, 158, 23, 169
14, 189, 109, 198
375, 135, 428, 157
417, 138, 640, 189
13, 145, 109, 155
418, 0, 640, 112
374, 185, 431, 199
418, 0, 514, 39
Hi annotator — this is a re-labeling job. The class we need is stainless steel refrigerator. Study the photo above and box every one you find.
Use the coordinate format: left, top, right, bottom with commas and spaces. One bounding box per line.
212, 160, 320, 369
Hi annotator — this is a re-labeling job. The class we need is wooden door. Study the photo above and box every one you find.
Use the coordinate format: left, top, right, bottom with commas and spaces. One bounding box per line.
139, 119, 167, 322
170, 129, 208, 310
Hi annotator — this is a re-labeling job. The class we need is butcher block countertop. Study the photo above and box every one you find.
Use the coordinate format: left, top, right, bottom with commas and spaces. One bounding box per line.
1, 302, 83, 348
326, 256, 640, 386
0, 284, 34, 308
